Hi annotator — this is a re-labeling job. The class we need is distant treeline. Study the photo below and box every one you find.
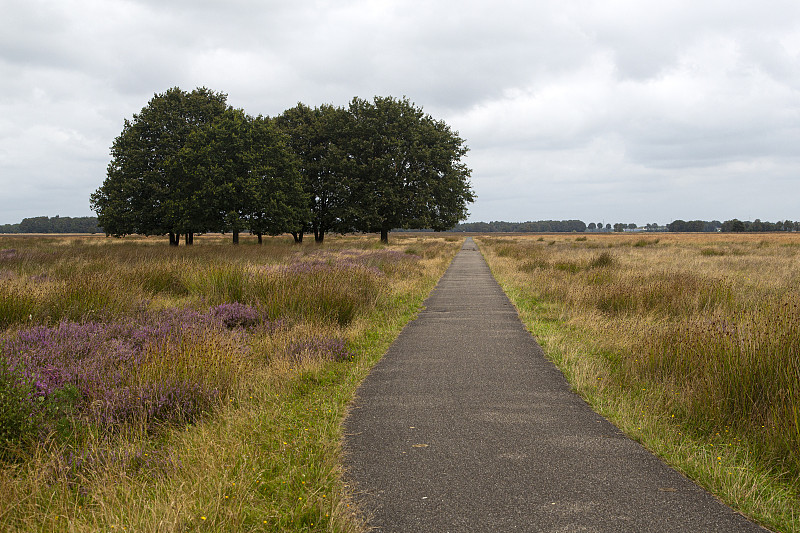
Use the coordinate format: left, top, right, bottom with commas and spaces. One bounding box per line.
451, 219, 799, 233
451, 220, 587, 232
3, 216, 796, 235
0, 216, 103, 234
668, 219, 800, 232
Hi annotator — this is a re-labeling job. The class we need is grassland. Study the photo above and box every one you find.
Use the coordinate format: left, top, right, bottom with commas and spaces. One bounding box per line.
477, 233, 800, 533
0, 233, 462, 532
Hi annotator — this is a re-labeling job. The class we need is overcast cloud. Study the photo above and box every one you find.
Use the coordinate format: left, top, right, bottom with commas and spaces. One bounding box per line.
2, 0, 800, 226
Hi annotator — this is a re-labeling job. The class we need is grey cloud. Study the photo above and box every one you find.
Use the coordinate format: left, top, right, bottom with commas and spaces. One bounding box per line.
3, 0, 800, 225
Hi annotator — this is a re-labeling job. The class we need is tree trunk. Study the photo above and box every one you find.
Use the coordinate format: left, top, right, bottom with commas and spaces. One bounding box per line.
291, 231, 304, 244
257, 232, 263, 244
315, 229, 325, 244
233, 230, 239, 245
169, 232, 179, 246
185, 232, 194, 245
380, 228, 389, 244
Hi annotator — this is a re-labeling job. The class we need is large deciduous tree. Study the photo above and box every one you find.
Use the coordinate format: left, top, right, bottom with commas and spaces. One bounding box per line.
91, 87, 228, 244
343, 96, 474, 243
274, 103, 350, 243
178, 109, 308, 243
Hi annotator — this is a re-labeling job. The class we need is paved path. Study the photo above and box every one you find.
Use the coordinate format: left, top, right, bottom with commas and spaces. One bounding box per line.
343, 238, 771, 532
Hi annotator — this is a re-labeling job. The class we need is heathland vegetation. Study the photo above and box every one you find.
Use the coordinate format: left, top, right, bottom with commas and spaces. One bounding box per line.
478, 233, 800, 532
89, 88, 474, 245
0, 233, 462, 531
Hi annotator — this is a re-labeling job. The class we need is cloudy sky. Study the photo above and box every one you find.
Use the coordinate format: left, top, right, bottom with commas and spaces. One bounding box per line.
2, 0, 800, 226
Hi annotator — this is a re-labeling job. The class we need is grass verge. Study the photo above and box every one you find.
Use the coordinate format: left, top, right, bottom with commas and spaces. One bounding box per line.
477, 234, 800, 533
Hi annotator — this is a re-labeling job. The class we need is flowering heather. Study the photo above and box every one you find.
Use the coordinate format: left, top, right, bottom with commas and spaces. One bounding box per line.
211, 302, 260, 328
0, 248, 18, 260
0, 306, 255, 444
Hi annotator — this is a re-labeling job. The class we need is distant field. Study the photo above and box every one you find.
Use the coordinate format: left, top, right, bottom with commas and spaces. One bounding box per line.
478, 233, 800, 533
0, 233, 462, 532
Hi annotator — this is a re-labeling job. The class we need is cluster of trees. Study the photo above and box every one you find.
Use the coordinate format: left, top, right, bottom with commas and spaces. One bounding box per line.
667, 220, 722, 232
719, 219, 800, 232
0, 216, 102, 234
90, 87, 474, 245
452, 220, 587, 232
667, 219, 799, 232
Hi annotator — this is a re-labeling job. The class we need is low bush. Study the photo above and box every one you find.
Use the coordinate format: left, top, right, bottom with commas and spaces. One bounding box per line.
0, 357, 37, 461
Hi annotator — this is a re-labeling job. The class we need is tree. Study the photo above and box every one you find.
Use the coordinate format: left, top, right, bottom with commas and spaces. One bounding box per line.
667, 220, 685, 232
91, 87, 229, 244
178, 109, 308, 243
343, 96, 474, 243
275, 103, 350, 243
721, 219, 746, 232
588, 222, 596, 230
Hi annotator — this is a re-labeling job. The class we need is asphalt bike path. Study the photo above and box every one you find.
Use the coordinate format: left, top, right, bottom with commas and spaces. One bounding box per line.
343, 238, 771, 532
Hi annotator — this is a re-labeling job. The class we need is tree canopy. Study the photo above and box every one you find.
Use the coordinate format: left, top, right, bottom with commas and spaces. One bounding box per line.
343, 96, 474, 243
91, 87, 229, 241
178, 109, 308, 243
274, 103, 350, 243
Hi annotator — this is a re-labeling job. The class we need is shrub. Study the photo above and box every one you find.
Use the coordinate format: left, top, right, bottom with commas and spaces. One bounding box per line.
589, 251, 614, 269
700, 247, 726, 256
553, 261, 582, 273
211, 302, 260, 328
0, 357, 37, 461
520, 258, 549, 272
